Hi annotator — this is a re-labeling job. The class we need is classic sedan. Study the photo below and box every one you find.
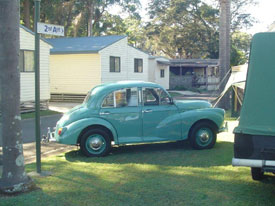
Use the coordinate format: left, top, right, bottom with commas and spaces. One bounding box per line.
54, 81, 226, 157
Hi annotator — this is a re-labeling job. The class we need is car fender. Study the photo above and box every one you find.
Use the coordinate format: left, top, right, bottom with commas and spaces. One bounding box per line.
58, 117, 118, 145
180, 108, 225, 140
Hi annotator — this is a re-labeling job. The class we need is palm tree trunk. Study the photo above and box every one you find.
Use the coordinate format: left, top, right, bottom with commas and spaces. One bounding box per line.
0, 0, 34, 194
87, 1, 94, 36
23, 0, 31, 29
219, 0, 231, 109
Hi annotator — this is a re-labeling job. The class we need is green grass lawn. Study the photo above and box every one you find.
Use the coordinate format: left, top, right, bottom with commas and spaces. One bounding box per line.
1, 140, 275, 206
21, 110, 61, 119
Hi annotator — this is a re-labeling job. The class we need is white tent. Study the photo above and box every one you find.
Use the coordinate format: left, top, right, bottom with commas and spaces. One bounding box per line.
214, 64, 247, 107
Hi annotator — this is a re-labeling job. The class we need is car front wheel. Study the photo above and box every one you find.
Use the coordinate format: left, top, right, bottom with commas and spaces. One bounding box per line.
80, 128, 111, 157
189, 122, 217, 150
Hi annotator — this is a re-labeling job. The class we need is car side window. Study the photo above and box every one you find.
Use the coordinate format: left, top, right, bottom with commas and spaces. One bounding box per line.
159, 89, 171, 105
102, 88, 138, 108
102, 92, 114, 108
143, 88, 160, 106
115, 88, 138, 107
126, 88, 138, 107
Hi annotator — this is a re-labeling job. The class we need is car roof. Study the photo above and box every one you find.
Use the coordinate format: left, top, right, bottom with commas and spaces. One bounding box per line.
95, 81, 162, 91
87, 81, 167, 108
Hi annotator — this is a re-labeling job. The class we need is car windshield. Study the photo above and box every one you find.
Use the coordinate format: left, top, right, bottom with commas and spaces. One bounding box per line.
83, 90, 92, 104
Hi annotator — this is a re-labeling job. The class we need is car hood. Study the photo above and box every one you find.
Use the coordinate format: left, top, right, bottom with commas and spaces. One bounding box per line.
174, 100, 212, 111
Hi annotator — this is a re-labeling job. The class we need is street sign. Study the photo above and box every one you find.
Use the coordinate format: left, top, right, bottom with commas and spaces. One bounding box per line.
37, 22, 64, 36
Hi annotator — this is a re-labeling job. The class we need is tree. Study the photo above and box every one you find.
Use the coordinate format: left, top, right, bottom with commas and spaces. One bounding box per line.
145, 0, 255, 61
19, 0, 141, 37
231, 31, 251, 66
218, 0, 231, 109
101, 14, 146, 48
76, 0, 140, 36
40, 0, 79, 36
23, 0, 31, 28
146, 0, 220, 58
0, 0, 34, 194
231, 0, 256, 32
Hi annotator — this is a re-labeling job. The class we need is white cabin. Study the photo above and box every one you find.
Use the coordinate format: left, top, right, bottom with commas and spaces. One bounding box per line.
19, 25, 51, 102
48, 36, 149, 100
148, 56, 170, 89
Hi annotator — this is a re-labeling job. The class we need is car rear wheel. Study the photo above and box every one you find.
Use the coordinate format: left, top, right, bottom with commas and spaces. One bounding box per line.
80, 128, 111, 157
189, 122, 217, 150
251, 167, 264, 181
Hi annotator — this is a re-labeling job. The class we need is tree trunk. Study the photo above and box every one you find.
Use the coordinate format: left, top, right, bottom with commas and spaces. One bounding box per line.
87, 1, 94, 36
64, 1, 75, 36
0, 0, 34, 194
218, 0, 231, 109
23, 0, 30, 29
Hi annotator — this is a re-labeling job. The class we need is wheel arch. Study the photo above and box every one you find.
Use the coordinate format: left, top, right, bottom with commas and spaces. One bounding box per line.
77, 124, 116, 145
188, 119, 218, 139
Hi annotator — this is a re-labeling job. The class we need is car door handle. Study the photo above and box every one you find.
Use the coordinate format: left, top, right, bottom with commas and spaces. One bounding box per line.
100, 111, 110, 115
143, 109, 152, 113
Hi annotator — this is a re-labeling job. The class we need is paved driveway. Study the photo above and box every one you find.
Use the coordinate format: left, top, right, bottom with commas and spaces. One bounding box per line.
0, 102, 80, 146
0, 102, 80, 175
0, 114, 62, 146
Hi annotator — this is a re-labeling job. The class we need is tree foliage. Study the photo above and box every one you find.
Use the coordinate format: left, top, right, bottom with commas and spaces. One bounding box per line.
146, 0, 220, 59
146, 0, 256, 64
231, 31, 251, 66
20, 0, 141, 37
19, 0, 255, 65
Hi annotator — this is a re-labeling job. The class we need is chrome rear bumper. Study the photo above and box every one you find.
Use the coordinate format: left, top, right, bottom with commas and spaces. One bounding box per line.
232, 158, 275, 168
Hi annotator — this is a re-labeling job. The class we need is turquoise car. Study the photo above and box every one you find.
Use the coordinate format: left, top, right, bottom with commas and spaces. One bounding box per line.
54, 81, 225, 157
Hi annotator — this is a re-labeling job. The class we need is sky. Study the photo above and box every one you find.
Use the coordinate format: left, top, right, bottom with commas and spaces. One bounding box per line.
137, 0, 275, 34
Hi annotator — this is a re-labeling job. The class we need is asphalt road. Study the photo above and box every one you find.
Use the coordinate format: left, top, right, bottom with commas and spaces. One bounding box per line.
0, 114, 62, 146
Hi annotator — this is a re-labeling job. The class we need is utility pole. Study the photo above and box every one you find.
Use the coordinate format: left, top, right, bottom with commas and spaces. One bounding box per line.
34, 0, 41, 174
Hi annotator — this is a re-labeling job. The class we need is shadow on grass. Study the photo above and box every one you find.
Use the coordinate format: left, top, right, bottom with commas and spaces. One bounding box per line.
64, 140, 234, 167
3, 141, 275, 206
19, 151, 275, 206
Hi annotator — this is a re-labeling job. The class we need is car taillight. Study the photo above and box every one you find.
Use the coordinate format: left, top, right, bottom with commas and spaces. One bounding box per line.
58, 128, 63, 135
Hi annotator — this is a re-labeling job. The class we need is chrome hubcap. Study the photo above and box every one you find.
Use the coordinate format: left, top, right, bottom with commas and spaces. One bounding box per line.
89, 137, 104, 151
199, 131, 210, 143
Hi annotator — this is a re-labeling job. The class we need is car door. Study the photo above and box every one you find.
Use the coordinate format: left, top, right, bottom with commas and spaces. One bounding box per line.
99, 87, 143, 144
142, 87, 182, 142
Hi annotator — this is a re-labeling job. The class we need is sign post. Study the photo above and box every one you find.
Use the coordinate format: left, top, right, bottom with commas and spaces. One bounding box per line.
34, 0, 41, 173
34, 0, 64, 174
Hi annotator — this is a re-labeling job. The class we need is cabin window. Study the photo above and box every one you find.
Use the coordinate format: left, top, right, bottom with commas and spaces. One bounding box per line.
134, 58, 143, 73
110, 56, 120, 72
160, 69, 165, 78
19, 50, 35, 72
